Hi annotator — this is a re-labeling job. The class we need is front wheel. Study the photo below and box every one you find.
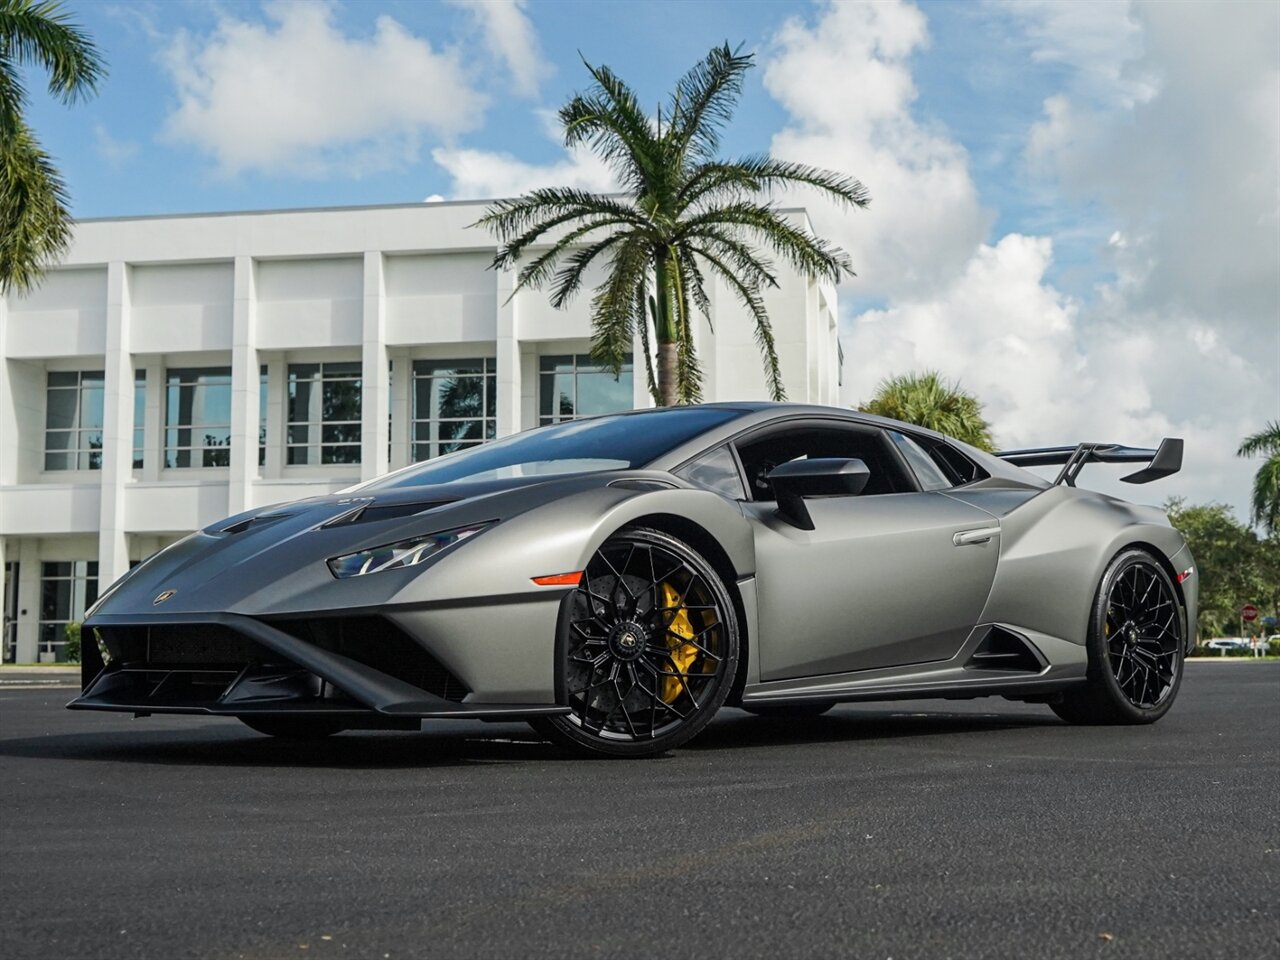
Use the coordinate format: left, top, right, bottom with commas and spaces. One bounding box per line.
532, 527, 740, 758
1051, 549, 1185, 725
239, 717, 346, 739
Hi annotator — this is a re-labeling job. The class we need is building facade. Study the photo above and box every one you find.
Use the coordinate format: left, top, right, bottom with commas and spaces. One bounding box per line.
0, 200, 840, 662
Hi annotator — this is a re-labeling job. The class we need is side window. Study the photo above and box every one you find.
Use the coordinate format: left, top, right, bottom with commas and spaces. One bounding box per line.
927, 442, 988, 485
734, 423, 915, 501
888, 431, 952, 491
674, 445, 746, 500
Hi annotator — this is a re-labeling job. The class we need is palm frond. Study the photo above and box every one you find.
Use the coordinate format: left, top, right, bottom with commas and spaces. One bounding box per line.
691, 243, 785, 401
547, 229, 632, 309
1237, 422, 1280, 459
679, 202, 852, 282
679, 155, 870, 212
588, 237, 649, 378
0, 120, 71, 294
636, 281, 661, 405
858, 371, 995, 451
668, 43, 753, 164
0, 0, 105, 133
668, 253, 702, 403
509, 215, 634, 295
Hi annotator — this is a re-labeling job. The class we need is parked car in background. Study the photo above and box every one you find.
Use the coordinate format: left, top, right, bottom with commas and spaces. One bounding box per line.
1206, 638, 1250, 651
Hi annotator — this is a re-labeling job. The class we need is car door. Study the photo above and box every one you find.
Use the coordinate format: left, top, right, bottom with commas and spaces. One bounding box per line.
735, 419, 1000, 682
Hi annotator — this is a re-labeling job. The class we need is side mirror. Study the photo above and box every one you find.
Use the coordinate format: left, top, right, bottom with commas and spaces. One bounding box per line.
766, 458, 871, 530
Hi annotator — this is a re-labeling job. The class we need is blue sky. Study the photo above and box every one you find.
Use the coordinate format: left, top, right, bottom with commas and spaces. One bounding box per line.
19, 0, 1280, 517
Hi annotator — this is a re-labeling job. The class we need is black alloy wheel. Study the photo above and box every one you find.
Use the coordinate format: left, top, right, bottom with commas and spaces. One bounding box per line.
1052, 548, 1185, 725
533, 527, 739, 757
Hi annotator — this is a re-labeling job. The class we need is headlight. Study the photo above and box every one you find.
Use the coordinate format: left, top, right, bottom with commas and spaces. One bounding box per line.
326, 523, 492, 579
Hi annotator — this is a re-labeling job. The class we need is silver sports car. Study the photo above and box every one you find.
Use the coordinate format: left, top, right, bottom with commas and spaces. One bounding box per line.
73, 404, 1198, 757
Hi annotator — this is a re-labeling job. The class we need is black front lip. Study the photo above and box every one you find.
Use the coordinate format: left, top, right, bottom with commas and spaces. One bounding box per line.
72, 612, 568, 721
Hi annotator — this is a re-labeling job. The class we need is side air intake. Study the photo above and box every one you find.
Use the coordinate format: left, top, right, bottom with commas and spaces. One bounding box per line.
964, 627, 1046, 673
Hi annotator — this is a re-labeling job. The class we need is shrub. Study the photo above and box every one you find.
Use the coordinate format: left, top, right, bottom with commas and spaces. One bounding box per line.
63, 622, 81, 663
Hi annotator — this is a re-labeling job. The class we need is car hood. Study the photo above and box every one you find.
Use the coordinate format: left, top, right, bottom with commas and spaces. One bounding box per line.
88, 471, 666, 619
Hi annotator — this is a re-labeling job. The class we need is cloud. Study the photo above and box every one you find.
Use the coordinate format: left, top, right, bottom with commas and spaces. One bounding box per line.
763, 0, 1277, 517
447, 0, 551, 97
433, 111, 618, 198
764, 0, 990, 302
161, 1, 486, 178
92, 124, 139, 169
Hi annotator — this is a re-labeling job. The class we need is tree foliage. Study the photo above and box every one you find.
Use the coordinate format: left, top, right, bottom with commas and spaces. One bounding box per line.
1237, 420, 1280, 536
478, 43, 868, 406
858, 370, 995, 450
0, 0, 105, 294
1166, 499, 1280, 640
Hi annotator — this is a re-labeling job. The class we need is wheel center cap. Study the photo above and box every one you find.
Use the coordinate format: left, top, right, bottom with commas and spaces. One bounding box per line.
608, 621, 648, 661
1124, 621, 1139, 644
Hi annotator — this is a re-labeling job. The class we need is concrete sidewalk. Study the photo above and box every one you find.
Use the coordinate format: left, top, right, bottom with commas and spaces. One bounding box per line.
0, 665, 81, 687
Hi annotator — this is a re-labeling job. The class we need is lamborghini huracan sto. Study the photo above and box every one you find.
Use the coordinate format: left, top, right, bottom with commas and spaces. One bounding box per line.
73, 404, 1198, 757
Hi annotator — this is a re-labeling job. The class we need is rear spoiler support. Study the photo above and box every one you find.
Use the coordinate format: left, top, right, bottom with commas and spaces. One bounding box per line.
995, 438, 1183, 486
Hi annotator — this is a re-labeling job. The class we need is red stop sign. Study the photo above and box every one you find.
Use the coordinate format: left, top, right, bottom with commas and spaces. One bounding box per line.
1242, 604, 1259, 622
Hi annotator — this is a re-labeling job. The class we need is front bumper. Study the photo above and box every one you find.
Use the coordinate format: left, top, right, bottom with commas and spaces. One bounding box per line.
70, 612, 569, 723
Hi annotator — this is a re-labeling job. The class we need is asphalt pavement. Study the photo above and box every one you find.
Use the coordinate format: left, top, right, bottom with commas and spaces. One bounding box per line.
1, 662, 1276, 960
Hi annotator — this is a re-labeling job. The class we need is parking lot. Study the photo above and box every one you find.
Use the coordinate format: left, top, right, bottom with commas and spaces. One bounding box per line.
1, 662, 1276, 960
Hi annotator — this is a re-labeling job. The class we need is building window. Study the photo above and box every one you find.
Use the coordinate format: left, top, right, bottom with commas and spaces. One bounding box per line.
44, 370, 105, 470
411, 359, 496, 461
164, 367, 232, 468
539, 354, 633, 425
287, 361, 362, 465
39, 561, 97, 662
258, 367, 268, 468
133, 369, 146, 469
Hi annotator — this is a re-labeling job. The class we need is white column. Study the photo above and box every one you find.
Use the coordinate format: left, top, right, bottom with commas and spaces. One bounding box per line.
97, 262, 132, 589
495, 268, 522, 438
141, 358, 162, 481
228, 256, 259, 514
16, 538, 39, 663
360, 251, 389, 481
389, 351, 411, 468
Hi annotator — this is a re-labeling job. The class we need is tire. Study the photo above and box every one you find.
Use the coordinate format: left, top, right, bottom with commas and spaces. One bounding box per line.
741, 702, 835, 719
1051, 548, 1186, 725
532, 527, 740, 758
239, 717, 347, 739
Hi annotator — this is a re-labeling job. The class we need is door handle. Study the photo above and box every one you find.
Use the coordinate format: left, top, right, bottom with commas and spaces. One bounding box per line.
953, 527, 999, 546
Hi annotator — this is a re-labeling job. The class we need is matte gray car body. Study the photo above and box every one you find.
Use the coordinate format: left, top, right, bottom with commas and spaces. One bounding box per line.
72, 403, 1198, 730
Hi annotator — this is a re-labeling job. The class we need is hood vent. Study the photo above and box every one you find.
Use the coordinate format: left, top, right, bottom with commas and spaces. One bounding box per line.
320, 500, 451, 529
220, 513, 292, 535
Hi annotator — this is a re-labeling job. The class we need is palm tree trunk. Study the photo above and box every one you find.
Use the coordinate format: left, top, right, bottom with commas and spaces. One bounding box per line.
657, 340, 679, 406
652, 251, 680, 406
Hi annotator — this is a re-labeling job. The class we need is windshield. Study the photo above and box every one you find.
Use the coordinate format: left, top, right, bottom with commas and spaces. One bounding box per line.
361, 407, 744, 490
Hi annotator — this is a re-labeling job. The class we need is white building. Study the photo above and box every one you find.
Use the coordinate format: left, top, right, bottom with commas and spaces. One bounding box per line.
0, 200, 840, 662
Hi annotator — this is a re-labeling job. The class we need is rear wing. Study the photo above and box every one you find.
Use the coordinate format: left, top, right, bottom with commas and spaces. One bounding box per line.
995, 438, 1183, 487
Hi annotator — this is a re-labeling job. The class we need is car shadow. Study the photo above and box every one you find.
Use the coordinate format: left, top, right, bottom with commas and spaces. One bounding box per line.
0, 705, 1064, 769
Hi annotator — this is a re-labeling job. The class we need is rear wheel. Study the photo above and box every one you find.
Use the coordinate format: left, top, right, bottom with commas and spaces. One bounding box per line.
741, 702, 835, 719
533, 527, 739, 758
239, 717, 346, 739
1051, 549, 1185, 725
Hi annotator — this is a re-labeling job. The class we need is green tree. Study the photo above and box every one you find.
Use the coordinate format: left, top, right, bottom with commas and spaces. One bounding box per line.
858, 370, 995, 450
1165, 499, 1276, 640
1237, 421, 1280, 535
478, 44, 868, 406
0, 0, 105, 294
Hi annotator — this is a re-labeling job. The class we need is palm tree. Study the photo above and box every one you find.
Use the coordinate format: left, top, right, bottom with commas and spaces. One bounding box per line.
1, 0, 105, 294
1237, 421, 1280, 534
859, 371, 995, 451
478, 44, 868, 405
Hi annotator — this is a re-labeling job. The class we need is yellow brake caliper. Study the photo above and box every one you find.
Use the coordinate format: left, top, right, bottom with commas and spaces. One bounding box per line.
660, 582, 700, 703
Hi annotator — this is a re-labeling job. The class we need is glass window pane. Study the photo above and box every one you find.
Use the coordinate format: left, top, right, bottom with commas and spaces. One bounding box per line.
286, 446, 314, 466
575, 369, 632, 416
322, 379, 361, 422
324, 361, 362, 377
321, 423, 361, 445
47, 371, 78, 388
79, 387, 105, 429
45, 389, 78, 430
322, 445, 361, 465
